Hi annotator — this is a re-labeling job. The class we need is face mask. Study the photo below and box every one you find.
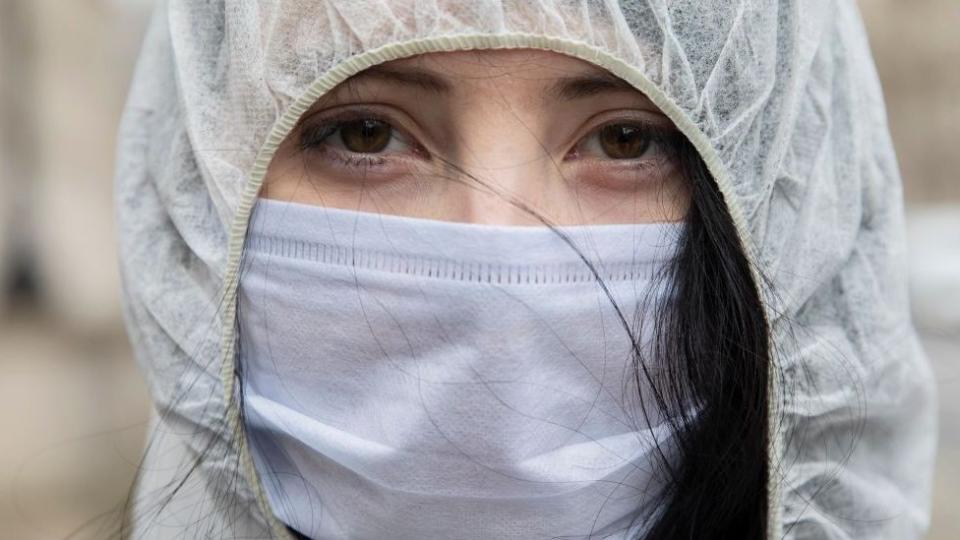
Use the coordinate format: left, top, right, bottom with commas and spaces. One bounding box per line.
239, 198, 685, 540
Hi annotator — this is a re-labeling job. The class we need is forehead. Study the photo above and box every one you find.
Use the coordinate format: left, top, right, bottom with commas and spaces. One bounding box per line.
384, 49, 613, 78
328, 48, 646, 106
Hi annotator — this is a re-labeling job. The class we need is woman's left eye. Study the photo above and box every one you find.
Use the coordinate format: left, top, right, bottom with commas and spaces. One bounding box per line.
596, 124, 653, 159
571, 122, 675, 162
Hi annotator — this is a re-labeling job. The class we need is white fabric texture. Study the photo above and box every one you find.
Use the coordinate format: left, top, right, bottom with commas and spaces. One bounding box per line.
114, 1, 937, 539
239, 198, 683, 539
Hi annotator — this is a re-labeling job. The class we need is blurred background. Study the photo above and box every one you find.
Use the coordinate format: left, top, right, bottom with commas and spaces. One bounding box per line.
0, 1, 957, 538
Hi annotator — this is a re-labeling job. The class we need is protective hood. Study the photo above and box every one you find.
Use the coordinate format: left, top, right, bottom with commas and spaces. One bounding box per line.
114, 1, 936, 538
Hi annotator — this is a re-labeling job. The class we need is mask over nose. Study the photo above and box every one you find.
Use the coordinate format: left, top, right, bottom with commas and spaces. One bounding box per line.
238, 197, 685, 539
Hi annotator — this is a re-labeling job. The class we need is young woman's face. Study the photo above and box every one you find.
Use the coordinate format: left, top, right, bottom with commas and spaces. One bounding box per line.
262, 49, 690, 225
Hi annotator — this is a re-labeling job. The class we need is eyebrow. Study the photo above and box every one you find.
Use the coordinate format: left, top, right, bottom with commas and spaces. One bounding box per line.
546, 73, 639, 100
345, 65, 453, 95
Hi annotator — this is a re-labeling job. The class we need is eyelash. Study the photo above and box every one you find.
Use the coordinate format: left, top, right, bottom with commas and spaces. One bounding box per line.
569, 122, 683, 168
297, 110, 400, 169
296, 109, 683, 171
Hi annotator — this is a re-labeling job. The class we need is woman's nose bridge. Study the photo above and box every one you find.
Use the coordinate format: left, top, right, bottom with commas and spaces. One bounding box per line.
450, 111, 558, 225
455, 147, 557, 225
436, 88, 567, 225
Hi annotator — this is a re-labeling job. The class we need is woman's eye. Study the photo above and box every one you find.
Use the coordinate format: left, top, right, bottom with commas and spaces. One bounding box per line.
299, 116, 413, 158
597, 124, 652, 159
571, 122, 674, 163
339, 119, 393, 153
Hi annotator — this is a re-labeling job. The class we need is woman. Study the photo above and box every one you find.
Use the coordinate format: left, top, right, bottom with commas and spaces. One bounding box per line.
115, 1, 936, 539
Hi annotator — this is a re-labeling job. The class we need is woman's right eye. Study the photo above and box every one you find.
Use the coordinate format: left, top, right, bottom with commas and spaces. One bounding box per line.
299, 116, 416, 158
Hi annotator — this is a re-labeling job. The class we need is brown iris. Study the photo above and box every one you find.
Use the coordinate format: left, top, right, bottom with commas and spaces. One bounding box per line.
598, 124, 652, 159
340, 119, 392, 153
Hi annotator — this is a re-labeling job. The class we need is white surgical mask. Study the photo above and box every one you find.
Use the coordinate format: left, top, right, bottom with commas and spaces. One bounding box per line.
239, 197, 685, 540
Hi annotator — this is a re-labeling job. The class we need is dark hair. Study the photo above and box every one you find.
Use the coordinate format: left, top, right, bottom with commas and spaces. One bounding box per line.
115, 94, 773, 540
638, 139, 770, 539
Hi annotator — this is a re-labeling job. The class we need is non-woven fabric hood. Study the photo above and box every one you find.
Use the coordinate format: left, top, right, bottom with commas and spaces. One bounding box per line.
114, 1, 936, 538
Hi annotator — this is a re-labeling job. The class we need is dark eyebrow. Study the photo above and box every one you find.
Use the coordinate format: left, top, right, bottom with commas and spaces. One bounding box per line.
344, 65, 452, 95
547, 73, 639, 100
